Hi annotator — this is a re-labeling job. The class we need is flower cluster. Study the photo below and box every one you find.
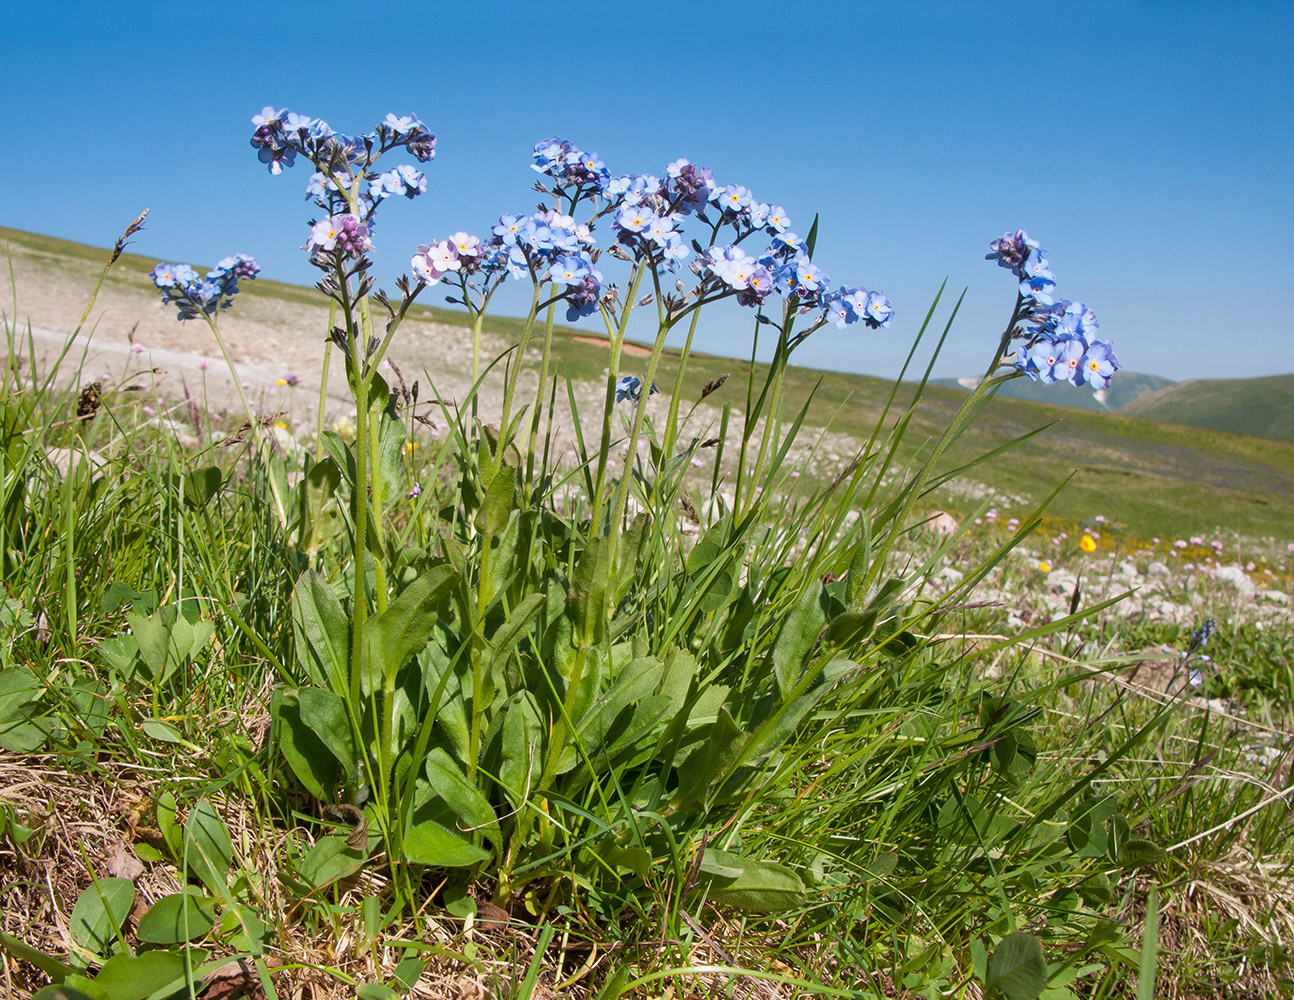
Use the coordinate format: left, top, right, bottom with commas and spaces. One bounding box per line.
432, 137, 893, 332
150, 254, 259, 320
250, 107, 435, 261
411, 232, 483, 285
414, 208, 605, 321
991, 230, 1119, 388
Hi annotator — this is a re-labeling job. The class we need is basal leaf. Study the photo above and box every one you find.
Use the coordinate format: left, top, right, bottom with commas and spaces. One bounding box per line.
986, 931, 1047, 1000
183, 799, 232, 893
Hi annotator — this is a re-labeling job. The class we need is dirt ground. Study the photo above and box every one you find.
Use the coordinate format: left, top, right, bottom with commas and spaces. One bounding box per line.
0, 244, 534, 431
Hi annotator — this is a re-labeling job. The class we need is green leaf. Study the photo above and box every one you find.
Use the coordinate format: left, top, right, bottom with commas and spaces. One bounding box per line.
370, 374, 407, 512
155, 791, 180, 853
31, 987, 99, 1000
488, 592, 547, 667
403, 820, 491, 867
498, 692, 543, 809
698, 848, 805, 913
393, 957, 425, 992
139, 718, 185, 744
675, 709, 745, 809
1118, 839, 1167, 871
844, 513, 873, 611
985, 931, 1047, 1000
569, 536, 610, 644
296, 687, 357, 786
362, 566, 455, 693
0, 666, 50, 751
91, 948, 201, 1000
134, 889, 216, 944
272, 688, 339, 798
183, 466, 222, 509
301, 456, 341, 549
356, 985, 400, 1000
69, 878, 134, 958
424, 748, 501, 850
0, 930, 81, 982
291, 570, 351, 692
475, 463, 516, 536
771, 583, 826, 700
297, 835, 367, 889
183, 799, 232, 893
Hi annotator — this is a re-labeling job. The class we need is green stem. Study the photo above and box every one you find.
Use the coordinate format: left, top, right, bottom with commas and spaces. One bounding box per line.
606, 318, 675, 567
525, 302, 559, 488
589, 264, 648, 530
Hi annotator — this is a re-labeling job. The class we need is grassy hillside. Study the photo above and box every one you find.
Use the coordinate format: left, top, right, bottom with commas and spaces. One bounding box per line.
1120, 373, 1294, 443
5, 225, 1294, 542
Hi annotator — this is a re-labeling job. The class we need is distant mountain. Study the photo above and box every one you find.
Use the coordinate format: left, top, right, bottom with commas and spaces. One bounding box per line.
1119, 374, 1294, 443
932, 371, 1174, 412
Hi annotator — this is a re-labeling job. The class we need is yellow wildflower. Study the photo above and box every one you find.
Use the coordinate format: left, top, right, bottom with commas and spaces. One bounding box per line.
1079, 535, 1096, 553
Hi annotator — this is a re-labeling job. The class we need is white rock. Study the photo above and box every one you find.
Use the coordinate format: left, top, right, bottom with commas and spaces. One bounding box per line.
1211, 565, 1257, 597
1147, 561, 1170, 577
934, 566, 964, 585
927, 511, 959, 536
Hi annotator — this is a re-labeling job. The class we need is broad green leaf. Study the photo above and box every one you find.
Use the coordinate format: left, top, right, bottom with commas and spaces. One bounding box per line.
291, 570, 351, 692
183, 799, 232, 893
362, 566, 455, 692
32, 987, 99, 1000
183, 466, 222, 508
1118, 839, 1167, 870
424, 748, 501, 850
370, 373, 406, 511
844, 512, 873, 611
0, 668, 50, 749
155, 791, 180, 853
69, 878, 134, 957
393, 957, 425, 992
474, 462, 516, 536
0, 666, 43, 719
699, 848, 806, 913
356, 985, 400, 1000
488, 591, 546, 667
771, 583, 827, 700
272, 689, 338, 798
91, 948, 204, 1000
675, 708, 745, 809
134, 889, 216, 944
403, 820, 491, 867
297, 687, 357, 785
297, 834, 367, 889
569, 536, 610, 643
985, 931, 1047, 1000
498, 692, 543, 808
139, 718, 185, 744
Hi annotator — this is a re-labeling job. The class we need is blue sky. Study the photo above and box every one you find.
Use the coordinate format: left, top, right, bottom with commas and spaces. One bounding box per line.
4, 1, 1291, 382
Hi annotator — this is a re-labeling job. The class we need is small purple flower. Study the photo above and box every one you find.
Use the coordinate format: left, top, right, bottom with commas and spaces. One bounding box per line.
987, 229, 1039, 275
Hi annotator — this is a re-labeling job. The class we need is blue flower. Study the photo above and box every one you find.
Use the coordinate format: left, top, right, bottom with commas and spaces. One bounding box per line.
1080, 339, 1119, 387
548, 254, 590, 286
615, 376, 658, 403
